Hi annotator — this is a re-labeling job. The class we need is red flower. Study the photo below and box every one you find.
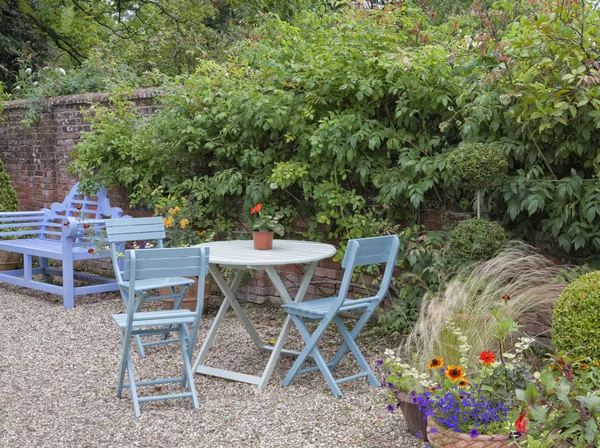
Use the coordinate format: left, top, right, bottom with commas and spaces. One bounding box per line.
88, 248, 94, 254
83, 224, 90, 229
479, 350, 497, 366
74, 204, 82, 210
250, 203, 263, 215
515, 408, 529, 433
502, 294, 510, 302
63, 222, 70, 227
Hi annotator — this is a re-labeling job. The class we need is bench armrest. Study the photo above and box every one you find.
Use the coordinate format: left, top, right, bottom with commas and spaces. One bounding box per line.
61, 217, 111, 238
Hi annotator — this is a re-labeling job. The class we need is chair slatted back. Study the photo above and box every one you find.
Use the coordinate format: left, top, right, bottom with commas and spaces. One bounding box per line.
337, 235, 400, 303
105, 217, 166, 284
123, 246, 210, 316
122, 247, 209, 282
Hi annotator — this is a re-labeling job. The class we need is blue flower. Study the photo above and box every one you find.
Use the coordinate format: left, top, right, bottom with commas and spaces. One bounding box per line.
416, 432, 423, 439
469, 428, 479, 438
429, 428, 438, 434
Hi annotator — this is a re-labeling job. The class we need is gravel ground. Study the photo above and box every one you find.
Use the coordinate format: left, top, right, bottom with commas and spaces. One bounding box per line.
0, 285, 426, 448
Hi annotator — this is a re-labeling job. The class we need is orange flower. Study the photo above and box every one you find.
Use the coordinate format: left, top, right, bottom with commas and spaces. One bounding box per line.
74, 204, 82, 210
83, 223, 90, 229
445, 365, 466, 382
88, 248, 94, 254
502, 294, 510, 302
255, 203, 263, 212
427, 357, 444, 369
458, 379, 468, 387
479, 350, 496, 366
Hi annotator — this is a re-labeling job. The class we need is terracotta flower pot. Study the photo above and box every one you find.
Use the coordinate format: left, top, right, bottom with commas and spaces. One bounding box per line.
396, 391, 428, 441
0, 249, 21, 270
252, 231, 274, 250
427, 417, 511, 448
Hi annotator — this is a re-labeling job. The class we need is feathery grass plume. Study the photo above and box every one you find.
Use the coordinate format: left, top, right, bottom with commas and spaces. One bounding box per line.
402, 242, 570, 372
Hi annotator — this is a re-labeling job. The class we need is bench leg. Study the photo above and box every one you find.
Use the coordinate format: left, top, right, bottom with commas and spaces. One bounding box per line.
39, 257, 52, 283
24, 255, 33, 281
63, 254, 75, 309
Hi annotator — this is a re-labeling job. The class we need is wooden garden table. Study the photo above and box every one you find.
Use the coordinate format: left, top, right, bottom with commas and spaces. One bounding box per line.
192, 239, 337, 389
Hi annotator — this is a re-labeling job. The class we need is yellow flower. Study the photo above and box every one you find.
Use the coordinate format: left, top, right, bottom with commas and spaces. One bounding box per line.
578, 363, 590, 370
180, 218, 189, 229
163, 216, 173, 228
458, 379, 468, 388
427, 357, 444, 369
445, 365, 466, 382
197, 230, 206, 236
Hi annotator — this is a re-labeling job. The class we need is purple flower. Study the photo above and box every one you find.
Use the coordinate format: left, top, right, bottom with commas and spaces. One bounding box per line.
429, 428, 438, 434
469, 428, 479, 438
386, 404, 395, 412
376, 359, 383, 366
387, 382, 394, 389
416, 432, 423, 439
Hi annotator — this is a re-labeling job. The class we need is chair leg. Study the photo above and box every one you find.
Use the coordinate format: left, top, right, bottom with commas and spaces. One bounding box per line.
126, 358, 141, 418
283, 315, 343, 398
333, 316, 378, 387
116, 334, 132, 398
178, 327, 199, 409
326, 306, 374, 373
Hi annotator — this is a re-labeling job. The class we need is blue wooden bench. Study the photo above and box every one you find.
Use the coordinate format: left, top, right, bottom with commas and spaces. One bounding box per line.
0, 182, 126, 308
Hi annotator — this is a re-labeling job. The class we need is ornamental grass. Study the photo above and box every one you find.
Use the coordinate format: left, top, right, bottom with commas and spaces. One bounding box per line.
403, 242, 570, 372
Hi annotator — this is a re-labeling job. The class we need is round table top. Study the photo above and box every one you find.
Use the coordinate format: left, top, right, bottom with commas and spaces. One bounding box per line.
197, 239, 337, 267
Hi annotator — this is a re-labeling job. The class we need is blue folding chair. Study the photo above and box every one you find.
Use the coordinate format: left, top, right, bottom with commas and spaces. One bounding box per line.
106, 217, 195, 357
281, 235, 400, 397
110, 245, 209, 417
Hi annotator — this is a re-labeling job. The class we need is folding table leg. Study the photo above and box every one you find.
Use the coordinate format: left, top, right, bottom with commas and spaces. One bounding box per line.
258, 262, 318, 389
193, 267, 245, 371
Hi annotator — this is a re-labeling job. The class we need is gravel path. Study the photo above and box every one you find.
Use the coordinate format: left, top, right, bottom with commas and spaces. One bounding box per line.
0, 286, 426, 448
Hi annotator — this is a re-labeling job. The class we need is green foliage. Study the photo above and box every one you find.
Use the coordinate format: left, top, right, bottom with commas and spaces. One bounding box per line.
445, 143, 508, 192
447, 218, 507, 261
516, 353, 600, 448
65, 1, 600, 255
0, 157, 18, 212
552, 271, 600, 361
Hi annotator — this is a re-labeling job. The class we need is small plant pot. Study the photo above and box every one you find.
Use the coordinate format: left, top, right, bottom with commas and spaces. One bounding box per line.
396, 391, 428, 441
253, 231, 274, 250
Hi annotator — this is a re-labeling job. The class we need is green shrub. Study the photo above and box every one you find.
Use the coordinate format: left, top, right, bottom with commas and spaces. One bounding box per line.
552, 271, 600, 361
445, 143, 508, 192
0, 158, 18, 212
447, 218, 507, 261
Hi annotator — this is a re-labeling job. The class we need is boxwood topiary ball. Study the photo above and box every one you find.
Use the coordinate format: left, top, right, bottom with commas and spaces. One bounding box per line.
446, 143, 508, 192
552, 271, 600, 361
447, 218, 507, 261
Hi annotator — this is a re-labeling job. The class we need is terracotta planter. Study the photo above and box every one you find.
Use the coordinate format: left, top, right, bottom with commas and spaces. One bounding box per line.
396, 391, 428, 441
427, 417, 511, 448
252, 231, 274, 250
162, 275, 213, 314
0, 249, 20, 271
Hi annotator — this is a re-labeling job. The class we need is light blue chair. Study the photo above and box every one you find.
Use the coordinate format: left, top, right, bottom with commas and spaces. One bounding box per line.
281, 235, 400, 397
110, 245, 209, 417
106, 217, 195, 357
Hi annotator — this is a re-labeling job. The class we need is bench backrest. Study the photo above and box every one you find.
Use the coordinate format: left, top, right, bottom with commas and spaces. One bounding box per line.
40, 182, 123, 240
